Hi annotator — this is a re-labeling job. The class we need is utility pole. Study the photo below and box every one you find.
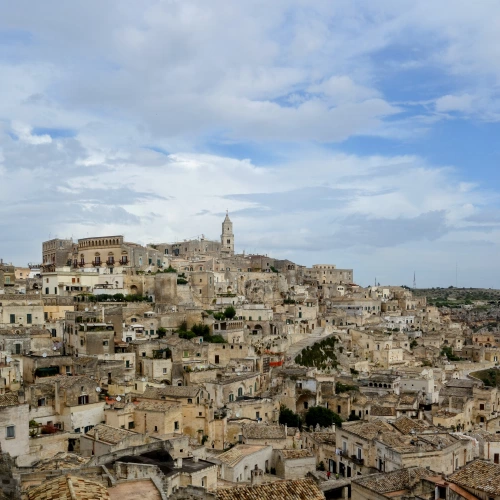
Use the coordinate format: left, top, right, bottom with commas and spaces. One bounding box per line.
413, 271, 416, 289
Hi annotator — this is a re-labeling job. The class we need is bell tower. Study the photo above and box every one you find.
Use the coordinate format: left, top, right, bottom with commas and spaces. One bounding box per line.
221, 211, 234, 256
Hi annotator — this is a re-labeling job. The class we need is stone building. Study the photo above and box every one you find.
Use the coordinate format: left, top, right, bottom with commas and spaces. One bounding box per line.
275, 449, 316, 480
214, 444, 273, 481
133, 400, 183, 435
0, 393, 29, 461
80, 423, 152, 457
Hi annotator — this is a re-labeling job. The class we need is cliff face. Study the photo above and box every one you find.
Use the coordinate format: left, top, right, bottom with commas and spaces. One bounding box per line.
0, 451, 18, 499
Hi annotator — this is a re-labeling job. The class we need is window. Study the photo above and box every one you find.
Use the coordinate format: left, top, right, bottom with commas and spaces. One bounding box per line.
154, 426, 158, 432
304, 402, 308, 409
174, 421, 179, 430
102, 341, 108, 346
128, 422, 135, 429
256, 412, 260, 419
9, 314, 15, 324
6, 426, 15, 439
163, 368, 167, 374
38, 398, 46, 407
27, 314, 32, 324
188, 398, 193, 404
480, 403, 485, 410
238, 388, 243, 397
78, 395, 89, 405
229, 394, 234, 402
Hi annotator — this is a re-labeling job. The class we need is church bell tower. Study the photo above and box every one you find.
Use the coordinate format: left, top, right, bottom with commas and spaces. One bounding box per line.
221, 211, 234, 256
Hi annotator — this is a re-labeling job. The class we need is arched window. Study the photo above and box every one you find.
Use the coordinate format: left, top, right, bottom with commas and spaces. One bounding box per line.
229, 394, 234, 402
238, 387, 243, 397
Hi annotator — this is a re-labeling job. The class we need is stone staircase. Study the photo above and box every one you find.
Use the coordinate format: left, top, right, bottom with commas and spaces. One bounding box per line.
286, 327, 333, 361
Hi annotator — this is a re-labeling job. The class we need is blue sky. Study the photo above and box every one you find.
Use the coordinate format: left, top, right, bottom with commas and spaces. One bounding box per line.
0, 0, 499, 287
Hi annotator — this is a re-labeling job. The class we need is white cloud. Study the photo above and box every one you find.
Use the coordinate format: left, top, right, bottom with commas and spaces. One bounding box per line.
1, 1, 500, 286
11, 121, 51, 145
435, 94, 474, 113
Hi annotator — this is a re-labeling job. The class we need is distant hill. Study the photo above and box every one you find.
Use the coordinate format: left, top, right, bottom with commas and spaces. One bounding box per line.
411, 287, 500, 308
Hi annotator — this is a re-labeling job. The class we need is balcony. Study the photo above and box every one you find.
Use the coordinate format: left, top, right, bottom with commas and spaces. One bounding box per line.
78, 261, 85, 267
350, 455, 364, 466
119, 258, 128, 265
106, 259, 115, 266
92, 260, 102, 267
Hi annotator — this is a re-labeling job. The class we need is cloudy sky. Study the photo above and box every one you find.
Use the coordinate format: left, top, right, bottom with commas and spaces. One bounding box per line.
1, 1, 499, 288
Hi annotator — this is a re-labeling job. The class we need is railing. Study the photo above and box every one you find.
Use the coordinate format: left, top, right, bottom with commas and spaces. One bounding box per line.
106, 260, 115, 266
92, 260, 101, 267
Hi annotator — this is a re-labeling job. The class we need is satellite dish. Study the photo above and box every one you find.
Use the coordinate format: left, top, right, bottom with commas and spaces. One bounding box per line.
141, 378, 146, 382
42, 352, 47, 358
95, 387, 101, 393
235, 412, 241, 418
6, 357, 12, 363
53, 346, 57, 351
116, 396, 122, 401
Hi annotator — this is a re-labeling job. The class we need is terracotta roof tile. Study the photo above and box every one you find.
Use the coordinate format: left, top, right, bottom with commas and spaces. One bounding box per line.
27, 475, 110, 500
215, 478, 324, 500
448, 459, 500, 495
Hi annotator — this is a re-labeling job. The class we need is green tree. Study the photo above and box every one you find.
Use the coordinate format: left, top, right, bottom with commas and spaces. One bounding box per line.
279, 405, 301, 428
224, 306, 236, 319
157, 327, 167, 339
305, 406, 343, 428
192, 323, 210, 338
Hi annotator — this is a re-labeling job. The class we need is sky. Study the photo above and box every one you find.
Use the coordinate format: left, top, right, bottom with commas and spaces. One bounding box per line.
0, 0, 499, 288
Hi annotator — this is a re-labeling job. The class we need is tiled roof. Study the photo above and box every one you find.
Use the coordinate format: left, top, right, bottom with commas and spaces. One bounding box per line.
141, 385, 201, 399
448, 459, 500, 495
85, 424, 137, 445
37, 375, 95, 389
135, 400, 180, 412
242, 424, 286, 440
218, 445, 268, 467
27, 475, 110, 500
370, 405, 396, 416
392, 416, 431, 435
35, 453, 89, 471
307, 432, 336, 445
353, 467, 432, 494
279, 449, 314, 459
215, 478, 324, 500
342, 420, 395, 439
0, 393, 19, 407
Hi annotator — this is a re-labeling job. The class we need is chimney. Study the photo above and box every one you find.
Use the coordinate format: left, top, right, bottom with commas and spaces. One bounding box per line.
284, 423, 287, 436
54, 380, 61, 414
193, 456, 199, 463
251, 469, 263, 486
176, 457, 183, 468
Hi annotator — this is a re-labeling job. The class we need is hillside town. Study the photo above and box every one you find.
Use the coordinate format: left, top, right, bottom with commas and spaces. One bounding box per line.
0, 214, 499, 500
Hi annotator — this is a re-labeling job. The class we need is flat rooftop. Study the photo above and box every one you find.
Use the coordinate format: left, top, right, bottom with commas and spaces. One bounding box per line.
116, 451, 214, 478
108, 480, 161, 500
